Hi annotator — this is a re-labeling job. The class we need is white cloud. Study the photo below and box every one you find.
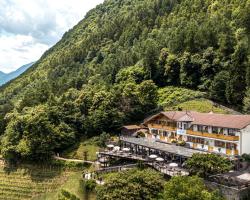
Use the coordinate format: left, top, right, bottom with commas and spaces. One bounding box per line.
0, 0, 104, 73
0, 34, 48, 73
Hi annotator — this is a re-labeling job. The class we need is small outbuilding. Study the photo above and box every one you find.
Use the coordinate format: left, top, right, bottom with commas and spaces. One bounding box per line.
121, 125, 141, 136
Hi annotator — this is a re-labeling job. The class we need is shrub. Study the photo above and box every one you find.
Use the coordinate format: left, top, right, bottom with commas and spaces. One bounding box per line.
58, 189, 80, 200
81, 179, 97, 191
185, 153, 232, 178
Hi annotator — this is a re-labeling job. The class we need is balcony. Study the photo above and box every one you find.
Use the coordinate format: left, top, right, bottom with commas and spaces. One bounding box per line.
148, 124, 176, 131
186, 130, 239, 141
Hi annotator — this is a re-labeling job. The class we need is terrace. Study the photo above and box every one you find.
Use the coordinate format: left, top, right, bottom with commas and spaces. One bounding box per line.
120, 137, 206, 158
97, 137, 206, 177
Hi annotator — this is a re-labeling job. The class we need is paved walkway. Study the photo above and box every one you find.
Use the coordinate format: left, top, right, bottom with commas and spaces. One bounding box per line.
54, 156, 95, 164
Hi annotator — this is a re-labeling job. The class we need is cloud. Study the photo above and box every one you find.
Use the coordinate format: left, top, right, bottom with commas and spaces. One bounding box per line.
0, 34, 48, 73
0, 0, 104, 73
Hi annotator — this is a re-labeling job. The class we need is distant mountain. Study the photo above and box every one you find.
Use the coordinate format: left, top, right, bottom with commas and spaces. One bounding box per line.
0, 71, 6, 80
0, 62, 34, 86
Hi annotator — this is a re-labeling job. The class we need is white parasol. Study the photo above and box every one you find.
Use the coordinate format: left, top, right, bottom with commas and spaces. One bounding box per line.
107, 144, 114, 148
114, 146, 120, 151
156, 157, 164, 162
122, 148, 130, 152
169, 163, 178, 167
149, 154, 158, 159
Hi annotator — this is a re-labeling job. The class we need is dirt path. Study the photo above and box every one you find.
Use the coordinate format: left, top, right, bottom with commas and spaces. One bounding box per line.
54, 156, 95, 164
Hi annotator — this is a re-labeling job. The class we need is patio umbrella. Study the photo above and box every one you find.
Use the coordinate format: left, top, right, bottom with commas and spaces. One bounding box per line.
149, 154, 158, 159
114, 146, 120, 151
107, 144, 114, 148
169, 163, 178, 167
99, 157, 108, 163
156, 157, 164, 162
122, 148, 130, 152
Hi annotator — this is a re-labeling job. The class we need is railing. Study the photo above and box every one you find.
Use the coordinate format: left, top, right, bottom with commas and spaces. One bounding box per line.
186, 130, 239, 141
96, 164, 137, 174
148, 124, 176, 131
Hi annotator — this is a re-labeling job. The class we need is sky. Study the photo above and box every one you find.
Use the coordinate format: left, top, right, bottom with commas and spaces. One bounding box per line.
0, 0, 104, 73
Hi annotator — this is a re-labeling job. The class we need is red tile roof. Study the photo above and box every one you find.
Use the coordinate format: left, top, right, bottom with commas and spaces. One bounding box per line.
145, 111, 250, 129
165, 111, 250, 129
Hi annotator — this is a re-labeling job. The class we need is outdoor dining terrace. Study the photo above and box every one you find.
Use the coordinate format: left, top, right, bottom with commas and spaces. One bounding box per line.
97, 139, 192, 177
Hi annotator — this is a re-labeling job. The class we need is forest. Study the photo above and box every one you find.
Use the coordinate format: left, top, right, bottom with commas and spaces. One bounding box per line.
0, 0, 249, 161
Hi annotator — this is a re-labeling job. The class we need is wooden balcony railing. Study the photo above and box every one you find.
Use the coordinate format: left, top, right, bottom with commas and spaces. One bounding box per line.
186, 130, 239, 141
147, 124, 176, 131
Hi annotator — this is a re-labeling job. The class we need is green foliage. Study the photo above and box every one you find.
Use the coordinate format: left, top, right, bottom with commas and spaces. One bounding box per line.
1, 105, 76, 162
58, 189, 80, 200
158, 86, 206, 107
82, 179, 97, 191
174, 99, 230, 114
209, 71, 230, 103
96, 168, 164, 200
185, 153, 232, 178
0, 165, 74, 200
241, 154, 250, 163
243, 88, 250, 113
163, 176, 223, 200
0, 0, 249, 161
98, 132, 110, 147
50, 160, 89, 169
62, 137, 100, 161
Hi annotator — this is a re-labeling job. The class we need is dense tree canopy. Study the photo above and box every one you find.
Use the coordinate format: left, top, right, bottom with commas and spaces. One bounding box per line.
185, 153, 232, 178
163, 176, 223, 200
96, 169, 164, 200
0, 0, 249, 160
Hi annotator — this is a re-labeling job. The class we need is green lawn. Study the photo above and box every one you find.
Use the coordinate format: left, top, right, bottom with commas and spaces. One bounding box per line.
62, 138, 100, 161
158, 86, 206, 107
169, 99, 230, 114
158, 86, 236, 114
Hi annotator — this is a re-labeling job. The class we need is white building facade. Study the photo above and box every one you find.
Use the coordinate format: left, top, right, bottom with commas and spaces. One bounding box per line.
144, 111, 250, 156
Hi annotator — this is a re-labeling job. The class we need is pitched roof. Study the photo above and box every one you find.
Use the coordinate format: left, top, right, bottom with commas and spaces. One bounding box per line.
145, 111, 250, 129
177, 113, 194, 122
122, 125, 141, 130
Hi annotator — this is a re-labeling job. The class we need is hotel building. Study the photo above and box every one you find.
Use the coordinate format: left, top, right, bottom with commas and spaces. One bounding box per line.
143, 111, 250, 156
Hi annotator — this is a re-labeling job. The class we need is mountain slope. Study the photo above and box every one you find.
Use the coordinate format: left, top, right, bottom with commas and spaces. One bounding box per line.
0, 62, 34, 86
0, 72, 6, 81
0, 0, 249, 161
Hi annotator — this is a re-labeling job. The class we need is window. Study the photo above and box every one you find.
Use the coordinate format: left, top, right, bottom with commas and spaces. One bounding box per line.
218, 128, 223, 134
214, 141, 225, 148
228, 129, 236, 136
196, 138, 205, 144
197, 125, 203, 132
183, 123, 187, 130
178, 122, 182, 129
203, 126, 208, 133
226, 143, 237, 150
187, 136, 194, 142
212, 127, 218, 134
163, 131, 168, 137
151, 129, 158, 134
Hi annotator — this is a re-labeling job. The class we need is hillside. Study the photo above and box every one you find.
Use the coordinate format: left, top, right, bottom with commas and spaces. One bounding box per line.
0, 72, 5, 81
158, 86, 239, 114
0, 0, 249, 161
0, 62, 34, 86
